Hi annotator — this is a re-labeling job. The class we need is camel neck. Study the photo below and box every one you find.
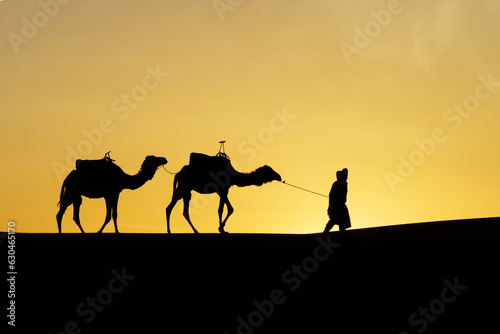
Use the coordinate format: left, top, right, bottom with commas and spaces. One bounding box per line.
123, 170, 153, 190
234, 172, 263, 187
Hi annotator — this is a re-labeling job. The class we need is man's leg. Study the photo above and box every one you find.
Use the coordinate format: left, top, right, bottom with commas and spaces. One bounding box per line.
323, 219, 335, 234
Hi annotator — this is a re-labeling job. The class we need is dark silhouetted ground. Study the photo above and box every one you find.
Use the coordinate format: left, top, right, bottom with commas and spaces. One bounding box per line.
7, 217, 499, 333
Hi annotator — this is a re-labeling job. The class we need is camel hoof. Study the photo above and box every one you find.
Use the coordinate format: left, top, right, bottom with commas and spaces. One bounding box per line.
97, 230, 103, 234
218, 227, 228, 234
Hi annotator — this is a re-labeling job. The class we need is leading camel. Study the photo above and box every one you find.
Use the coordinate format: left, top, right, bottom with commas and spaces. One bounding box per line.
166, 153, 281, 234
56, 153, 167, 233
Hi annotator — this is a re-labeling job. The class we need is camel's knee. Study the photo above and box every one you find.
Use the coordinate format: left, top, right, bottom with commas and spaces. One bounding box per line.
104, 211, 112, 222
166, 203, 175, 218
182, 196, 191, 212
56, 211, 64, 224
112, 212, 119, 231
182, 209, 190, 220
56, 203, 68, 218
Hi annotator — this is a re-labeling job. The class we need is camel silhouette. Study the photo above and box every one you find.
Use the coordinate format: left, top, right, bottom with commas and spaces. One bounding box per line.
166, 153, 281, 234
56, 153, 167, 233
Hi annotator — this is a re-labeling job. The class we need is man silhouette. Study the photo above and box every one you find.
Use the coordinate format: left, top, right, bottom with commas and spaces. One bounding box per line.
323, 168, 351, 235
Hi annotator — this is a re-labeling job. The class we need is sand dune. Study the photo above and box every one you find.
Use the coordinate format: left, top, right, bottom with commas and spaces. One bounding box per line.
9, 217, 499, 333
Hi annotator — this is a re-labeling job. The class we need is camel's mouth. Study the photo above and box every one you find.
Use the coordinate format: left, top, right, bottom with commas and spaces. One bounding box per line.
270, 170, 282, 182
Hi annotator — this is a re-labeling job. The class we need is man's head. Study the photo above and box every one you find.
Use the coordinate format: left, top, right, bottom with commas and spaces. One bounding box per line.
337, 168, 348, 181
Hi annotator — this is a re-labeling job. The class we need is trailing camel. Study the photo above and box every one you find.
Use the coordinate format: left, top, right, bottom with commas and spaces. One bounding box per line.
56, 153, 167, 233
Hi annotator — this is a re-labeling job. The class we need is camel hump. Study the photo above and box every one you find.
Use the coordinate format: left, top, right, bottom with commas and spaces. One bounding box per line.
189, 152, 230, 169
75, 154, 117, 172
189, 153, 211, 165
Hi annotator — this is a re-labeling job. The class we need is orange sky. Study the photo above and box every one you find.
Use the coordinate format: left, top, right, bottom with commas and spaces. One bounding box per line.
1, 0, 499, 233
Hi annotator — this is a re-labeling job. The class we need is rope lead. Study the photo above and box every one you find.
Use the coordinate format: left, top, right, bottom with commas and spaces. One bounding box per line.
281, 181, 329, 198
162, 165, 178, 175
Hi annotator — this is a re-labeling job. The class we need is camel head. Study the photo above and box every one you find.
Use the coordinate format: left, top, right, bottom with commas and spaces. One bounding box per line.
253, 165, 282, 185
141, 155, 168, 180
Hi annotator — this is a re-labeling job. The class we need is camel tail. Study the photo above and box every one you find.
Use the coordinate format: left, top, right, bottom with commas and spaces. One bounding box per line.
172, 166, 188, 193
58, 178, 67, 207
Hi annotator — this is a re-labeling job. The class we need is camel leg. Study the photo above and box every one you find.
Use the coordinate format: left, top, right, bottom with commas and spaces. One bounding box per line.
166, 190, 183, 234
97, 197, 113, 233
56, 171, 76, 234
111, 195, 120, 233
72, 196, 85, 233
56, 189, 75, 233
166, 193, 181, 234
182, 194, 198, 234
56, 203, 69, 233
218, 195, 233, 234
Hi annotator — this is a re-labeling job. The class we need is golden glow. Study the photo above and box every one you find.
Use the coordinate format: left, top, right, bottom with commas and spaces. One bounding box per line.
1, 0, 499, 233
